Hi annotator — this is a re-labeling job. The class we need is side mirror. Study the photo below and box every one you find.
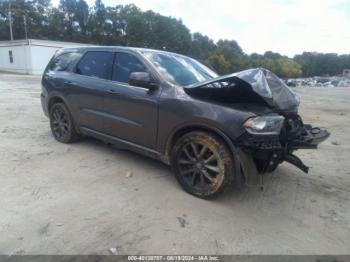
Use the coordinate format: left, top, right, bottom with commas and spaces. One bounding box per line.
128, 72, 157, 90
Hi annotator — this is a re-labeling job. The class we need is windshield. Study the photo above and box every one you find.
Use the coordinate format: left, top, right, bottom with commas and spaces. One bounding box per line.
141, 51, 218, 86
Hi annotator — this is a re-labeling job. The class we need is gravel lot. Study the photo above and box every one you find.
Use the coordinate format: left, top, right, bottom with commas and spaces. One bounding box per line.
0, 73, 350, 255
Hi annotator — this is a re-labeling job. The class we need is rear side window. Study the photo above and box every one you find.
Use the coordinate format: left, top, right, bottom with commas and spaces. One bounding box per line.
49, 52, 81, 72
76, 51, 114, 80
113, 52, 147, 83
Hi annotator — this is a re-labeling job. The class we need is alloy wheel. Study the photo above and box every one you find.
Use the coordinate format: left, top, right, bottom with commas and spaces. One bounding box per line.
51, 106, 70, 139
177, 142, 223, 191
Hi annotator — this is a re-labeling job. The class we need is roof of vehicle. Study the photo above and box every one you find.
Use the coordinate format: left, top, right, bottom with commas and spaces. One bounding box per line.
59, 45, 189, 58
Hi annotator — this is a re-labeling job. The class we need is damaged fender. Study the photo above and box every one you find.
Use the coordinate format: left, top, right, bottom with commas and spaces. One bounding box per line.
184, 68, 330, 177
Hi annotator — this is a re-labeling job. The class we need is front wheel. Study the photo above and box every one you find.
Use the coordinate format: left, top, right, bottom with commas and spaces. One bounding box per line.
49, 103, 79, 143
171, 131, 235, 199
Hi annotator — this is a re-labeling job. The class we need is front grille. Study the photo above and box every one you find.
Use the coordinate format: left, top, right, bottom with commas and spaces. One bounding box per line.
236, 132, 281, 150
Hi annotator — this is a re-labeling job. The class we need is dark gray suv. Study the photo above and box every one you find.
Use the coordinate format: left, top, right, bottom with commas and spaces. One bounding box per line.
41, 46, 329, 198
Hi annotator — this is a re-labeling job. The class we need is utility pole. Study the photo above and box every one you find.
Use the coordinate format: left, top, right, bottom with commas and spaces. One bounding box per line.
9, 0, 13, 40
23, 15, 28, 39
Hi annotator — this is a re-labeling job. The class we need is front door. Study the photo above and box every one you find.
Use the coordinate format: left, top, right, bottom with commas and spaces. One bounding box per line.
102, 52, 160, 150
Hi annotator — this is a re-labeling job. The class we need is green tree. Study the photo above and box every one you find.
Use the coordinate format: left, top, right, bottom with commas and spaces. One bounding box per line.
189, 32, 216, 60
0, 0, 51, 40
58, 0, 89, 41
206, 53, 230, 74
0, 0, 348, 78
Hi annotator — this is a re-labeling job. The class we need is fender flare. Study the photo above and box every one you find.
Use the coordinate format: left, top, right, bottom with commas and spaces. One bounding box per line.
46, 93, 80, 133
47, 92, 71, 112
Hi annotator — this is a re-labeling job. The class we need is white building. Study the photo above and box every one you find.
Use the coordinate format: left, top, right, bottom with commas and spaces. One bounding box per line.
0, 39, 88, 75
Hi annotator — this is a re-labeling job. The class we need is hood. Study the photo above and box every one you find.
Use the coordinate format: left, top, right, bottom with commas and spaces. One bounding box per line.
185, 68, 300, 112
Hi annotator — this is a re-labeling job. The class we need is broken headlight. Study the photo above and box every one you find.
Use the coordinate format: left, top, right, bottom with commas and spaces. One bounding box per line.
243, 115, 285, 135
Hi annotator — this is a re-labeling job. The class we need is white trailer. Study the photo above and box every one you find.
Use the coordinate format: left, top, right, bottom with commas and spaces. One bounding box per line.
0, 39, 88, 75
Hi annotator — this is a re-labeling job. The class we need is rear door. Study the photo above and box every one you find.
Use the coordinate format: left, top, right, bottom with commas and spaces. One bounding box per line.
102, 51, 160, 149
42, 51, 82, 115
66, 51, 114, 133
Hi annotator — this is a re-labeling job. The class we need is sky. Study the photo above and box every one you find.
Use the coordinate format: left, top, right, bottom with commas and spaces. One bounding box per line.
52, 0, 350, 57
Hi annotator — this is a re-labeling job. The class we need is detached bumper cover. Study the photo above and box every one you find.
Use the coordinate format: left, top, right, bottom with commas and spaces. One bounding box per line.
237, 119, 330, 174
289, 125, 330, 149
283, 124, 329, 173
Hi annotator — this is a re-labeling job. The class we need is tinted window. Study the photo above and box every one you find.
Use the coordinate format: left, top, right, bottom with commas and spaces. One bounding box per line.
50, 52, 81, 72
113, 52, 147, 83
76, 51, 114, 79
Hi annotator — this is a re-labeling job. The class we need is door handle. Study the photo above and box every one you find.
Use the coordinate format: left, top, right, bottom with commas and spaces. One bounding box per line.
64, 80, 73, 85
44, 75, 53, 80
107, 89, 120, 95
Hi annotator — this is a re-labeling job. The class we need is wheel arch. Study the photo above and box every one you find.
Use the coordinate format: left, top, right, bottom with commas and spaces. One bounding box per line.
47, 94, 79, 134
47, 94, 74, 118
48, 96, 66, 112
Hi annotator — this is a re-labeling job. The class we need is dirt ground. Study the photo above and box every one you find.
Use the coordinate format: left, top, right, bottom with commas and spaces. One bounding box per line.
0, 73, 350, 255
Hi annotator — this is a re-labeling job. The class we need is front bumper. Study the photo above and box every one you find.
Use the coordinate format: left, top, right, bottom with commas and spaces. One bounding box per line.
236, 114, 330, 174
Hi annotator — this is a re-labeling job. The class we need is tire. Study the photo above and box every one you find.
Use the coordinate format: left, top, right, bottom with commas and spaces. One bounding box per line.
171, 131, 235, 199
49, 102, 79, 143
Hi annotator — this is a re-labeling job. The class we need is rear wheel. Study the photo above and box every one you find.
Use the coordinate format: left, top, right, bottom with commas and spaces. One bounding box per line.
49, 103, 79, 143
171, 131, 235, 199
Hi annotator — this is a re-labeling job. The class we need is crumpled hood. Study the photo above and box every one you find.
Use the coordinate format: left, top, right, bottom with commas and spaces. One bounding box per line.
186, 68, 300, 112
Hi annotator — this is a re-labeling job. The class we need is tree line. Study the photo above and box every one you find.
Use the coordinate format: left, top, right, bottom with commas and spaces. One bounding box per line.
1, 0, 349, 78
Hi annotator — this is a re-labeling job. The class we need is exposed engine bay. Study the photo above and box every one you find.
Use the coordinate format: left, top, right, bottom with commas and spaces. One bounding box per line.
184, 68, 330, 177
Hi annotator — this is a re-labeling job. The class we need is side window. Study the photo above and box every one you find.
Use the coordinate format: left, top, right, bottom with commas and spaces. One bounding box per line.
49, 52, 81, 72
76, 51, 114, 80
9, 50, 13, 63
113, 52, 147, 83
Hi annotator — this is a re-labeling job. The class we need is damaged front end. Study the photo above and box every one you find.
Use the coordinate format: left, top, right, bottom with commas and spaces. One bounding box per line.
237, 113, 329, 175
185, 68, 330, 180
